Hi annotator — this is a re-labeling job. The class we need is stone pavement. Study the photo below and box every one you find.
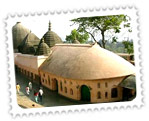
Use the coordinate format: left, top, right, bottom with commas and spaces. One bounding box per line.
17, 92, 43, 108
15, 72, 89, 108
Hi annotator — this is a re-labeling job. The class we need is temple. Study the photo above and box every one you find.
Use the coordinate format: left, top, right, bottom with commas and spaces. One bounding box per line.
13, 21, 136, 103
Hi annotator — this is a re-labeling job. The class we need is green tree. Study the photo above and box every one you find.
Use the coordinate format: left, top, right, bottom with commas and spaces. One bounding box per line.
122, 40, 134, 54
71, 14, 131, 48
66, 29, 89, 43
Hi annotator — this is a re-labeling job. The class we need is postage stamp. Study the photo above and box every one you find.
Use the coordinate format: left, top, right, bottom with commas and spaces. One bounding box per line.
4, 6, 143, 117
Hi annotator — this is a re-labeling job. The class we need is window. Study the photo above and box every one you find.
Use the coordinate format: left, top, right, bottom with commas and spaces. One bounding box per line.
97, 91, 101, 99
31, 72, 33, 79
65, 87, 67, 93
105, 92, 108, 98
105, 82, 108, 87
60, 82, 63, 91
48, 76, 50, 85
111, 88, 118, 98
48, 80, 50, 85
43, 73, 45, 77
70, 89, 73, 95
35, 74, 39, 81
64, 80, 66, 84
33, 74, 35, 79
42, 79, 44, 83
97, 83, 100, 88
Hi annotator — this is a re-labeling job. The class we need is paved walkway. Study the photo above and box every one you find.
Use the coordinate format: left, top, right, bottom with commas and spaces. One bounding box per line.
16, 72, 89, 108
17, 92, 43, 108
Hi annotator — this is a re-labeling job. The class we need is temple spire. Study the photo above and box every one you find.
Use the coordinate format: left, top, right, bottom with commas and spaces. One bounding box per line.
48, 21, 51, 31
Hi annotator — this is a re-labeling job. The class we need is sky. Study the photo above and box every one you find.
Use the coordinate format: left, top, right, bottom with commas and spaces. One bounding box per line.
7, 8, 137, 43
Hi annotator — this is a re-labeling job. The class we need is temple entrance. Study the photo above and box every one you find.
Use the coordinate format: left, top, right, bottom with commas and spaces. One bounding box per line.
52, 78, 58, 91
81, 85, 91, 102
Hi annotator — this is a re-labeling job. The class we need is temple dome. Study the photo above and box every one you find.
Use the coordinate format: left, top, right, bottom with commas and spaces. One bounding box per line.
12, 22, 30, 50
42, 21, 63, 47
18, 32, 40, 54
35, 38, 51, 55
39, 43, 135, 80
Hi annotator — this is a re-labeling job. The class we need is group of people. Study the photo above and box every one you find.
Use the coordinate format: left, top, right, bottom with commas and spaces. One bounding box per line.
16, 81, 44, 103
34, 88, 43, 103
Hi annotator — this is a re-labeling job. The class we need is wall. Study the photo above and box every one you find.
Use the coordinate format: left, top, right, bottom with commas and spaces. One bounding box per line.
14, 53, 48, 83
90, 77, 124, 103
39, 69, 126, 103
15, 53, 48, 74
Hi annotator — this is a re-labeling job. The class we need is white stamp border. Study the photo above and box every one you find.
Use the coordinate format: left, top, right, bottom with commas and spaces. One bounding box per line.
3, 6, 144, 118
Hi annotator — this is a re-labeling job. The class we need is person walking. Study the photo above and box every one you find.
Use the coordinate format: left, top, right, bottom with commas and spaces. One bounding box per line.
26, 86, 30, 96
39, 88, 43, 102
34, 91, 39, 103
28, 81, 32, 91
16, 83, 20, 94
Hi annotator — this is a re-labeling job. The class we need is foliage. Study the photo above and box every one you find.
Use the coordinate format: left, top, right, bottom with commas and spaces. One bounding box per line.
105, 41, 126, 53
105, 39, 134, 54
65, 29, 89, 43
122, 40, 134, 54
71, 14, 132, 48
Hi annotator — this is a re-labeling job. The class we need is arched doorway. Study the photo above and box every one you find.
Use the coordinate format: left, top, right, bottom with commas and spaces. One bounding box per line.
111, 88, 118, 98
52, 78, 58, 91
81, 85, 91, 101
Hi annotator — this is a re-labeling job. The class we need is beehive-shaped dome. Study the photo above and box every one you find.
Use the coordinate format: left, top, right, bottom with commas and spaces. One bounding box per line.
18, 32, 40, 54
12, 22, 30, 50
22, 42, 35, 54
42, 21, 63, 47
35, 38, 51, 55
39, 43, 135, 80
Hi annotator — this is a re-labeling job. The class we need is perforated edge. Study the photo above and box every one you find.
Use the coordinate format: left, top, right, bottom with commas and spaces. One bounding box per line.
3, 5, 144, 118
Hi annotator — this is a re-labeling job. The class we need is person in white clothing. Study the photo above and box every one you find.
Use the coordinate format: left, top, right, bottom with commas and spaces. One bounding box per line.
28, 81, 32, 91
26, 86, 30, 95
39, 88, 43, 102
